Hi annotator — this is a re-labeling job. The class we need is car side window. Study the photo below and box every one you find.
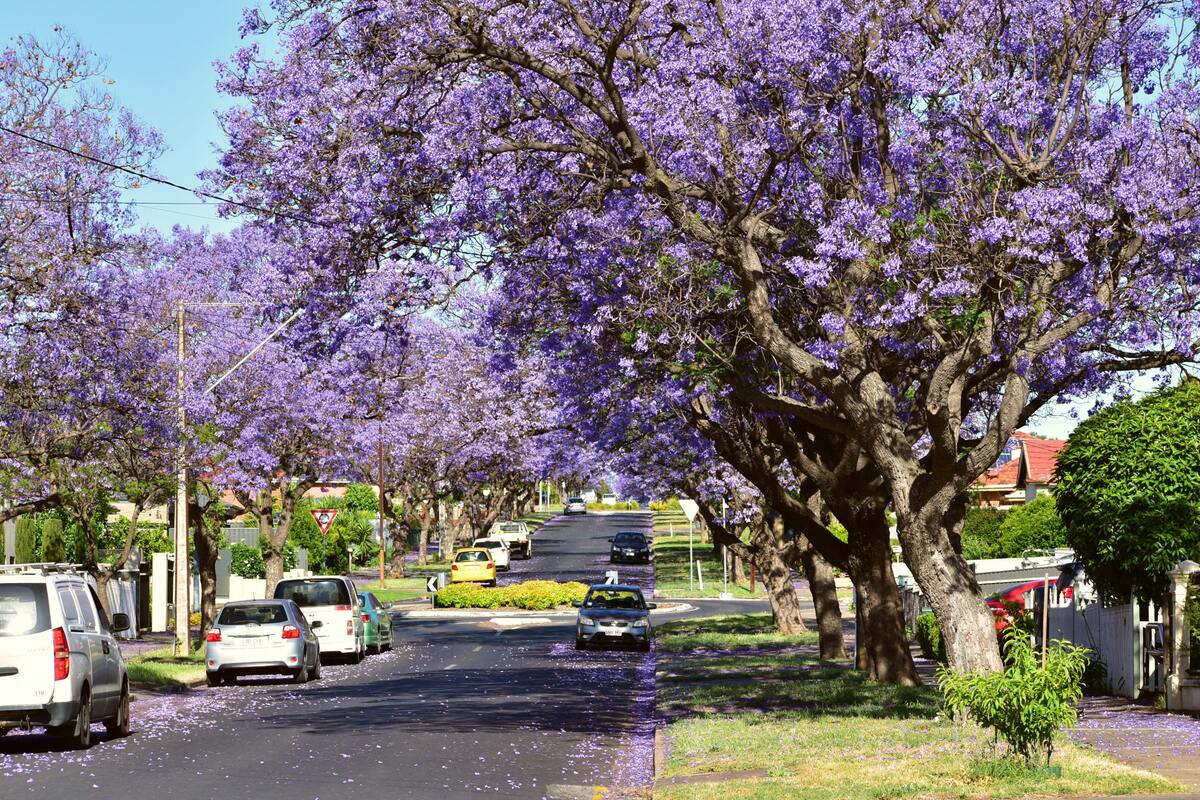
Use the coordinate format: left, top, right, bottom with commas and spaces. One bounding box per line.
58, 587, 81, 626
73, 587, 99, 632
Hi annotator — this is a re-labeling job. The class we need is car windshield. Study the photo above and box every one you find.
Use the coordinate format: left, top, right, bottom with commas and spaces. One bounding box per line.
568, 497, 584, 503
456, 550, 490, 563
274, 579, 351, 607
0, 583, 50, 637
474, 540, 502, 549
614, 534, 646, 546
584, 589, 645, 610
218, 604, 289, 625
498, 523, 522, 533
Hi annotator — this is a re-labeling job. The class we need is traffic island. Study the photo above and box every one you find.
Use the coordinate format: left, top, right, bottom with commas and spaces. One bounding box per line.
652, 613, 1181, 800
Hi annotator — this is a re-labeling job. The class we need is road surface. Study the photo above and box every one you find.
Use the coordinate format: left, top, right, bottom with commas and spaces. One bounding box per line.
0, 511, 762, 799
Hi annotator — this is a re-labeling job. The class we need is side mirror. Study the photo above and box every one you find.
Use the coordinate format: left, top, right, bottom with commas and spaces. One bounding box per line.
607, 538, 613, 543
571, 600, 582, 608
111, 613, 130, 632
646, 603, 658, 610
311, 620, 323, 629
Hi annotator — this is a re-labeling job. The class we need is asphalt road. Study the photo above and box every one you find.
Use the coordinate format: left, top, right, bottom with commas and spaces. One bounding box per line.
1, 511, 758, 800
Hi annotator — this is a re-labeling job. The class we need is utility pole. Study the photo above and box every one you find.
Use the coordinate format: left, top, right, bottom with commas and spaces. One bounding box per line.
173, 303, 190, 657
378, 429, 387, 587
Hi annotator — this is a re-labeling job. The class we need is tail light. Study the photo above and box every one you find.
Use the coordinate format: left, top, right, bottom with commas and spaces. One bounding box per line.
335, 605, 351, 611
281, 625, 301, 639
206, 628, 222, 642
486, 562, 494, 570
346, 620, 354, 633
52, 627, 70, 681
451, 564, 459, 571
361, 613, 369, 623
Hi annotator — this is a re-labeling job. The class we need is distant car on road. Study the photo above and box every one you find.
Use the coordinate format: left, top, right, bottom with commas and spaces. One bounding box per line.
0, 566, 132, 748
601, 493, 617, 505
472, 537, 511, 571
451, 548, 497, 586
490, 521, 532, 559
205, 599, 321, 686
573, 584, 656, 652
273, 575, 365, 663
357, 591, 393, 654
564, 497, 587, 515
609, 531, 651, 564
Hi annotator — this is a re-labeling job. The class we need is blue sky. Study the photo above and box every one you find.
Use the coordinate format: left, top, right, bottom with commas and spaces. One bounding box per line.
4, 1, 263, 233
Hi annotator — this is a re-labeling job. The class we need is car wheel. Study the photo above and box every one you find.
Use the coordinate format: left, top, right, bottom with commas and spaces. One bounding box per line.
575, 639, 586, 651
639, 641, 652, 653
310, 653, 322, 680
292, 658, 309, 684
55, 687, 91, 749
206, 672, 222, 688
368, 643, 379, 655
224, 674, 238, 686
104, 681, 131, 738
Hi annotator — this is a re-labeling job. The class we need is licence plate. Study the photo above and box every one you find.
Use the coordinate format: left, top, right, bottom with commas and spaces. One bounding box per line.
230, 636, 269, 647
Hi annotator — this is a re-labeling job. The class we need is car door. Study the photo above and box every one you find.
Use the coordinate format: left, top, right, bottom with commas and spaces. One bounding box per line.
55, 585, 98, 706
72, 586, 118, 715
88, 585, 124, 701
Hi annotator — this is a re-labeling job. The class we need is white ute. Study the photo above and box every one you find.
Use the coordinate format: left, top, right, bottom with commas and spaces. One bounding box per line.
489, 520, 532, 559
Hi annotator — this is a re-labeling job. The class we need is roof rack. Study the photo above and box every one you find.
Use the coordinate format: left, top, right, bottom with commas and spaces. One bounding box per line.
0, 562, 83, 576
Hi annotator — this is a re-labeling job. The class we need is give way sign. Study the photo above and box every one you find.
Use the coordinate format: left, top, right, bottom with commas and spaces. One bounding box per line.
310, 508, 340, 537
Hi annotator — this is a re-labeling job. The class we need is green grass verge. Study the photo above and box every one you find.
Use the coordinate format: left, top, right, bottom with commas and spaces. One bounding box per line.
362, 577, 429, 603
125, 647, 207, 688
652, 534, 761, 599
654, 614, 1181, 800
656, 613, 817, 653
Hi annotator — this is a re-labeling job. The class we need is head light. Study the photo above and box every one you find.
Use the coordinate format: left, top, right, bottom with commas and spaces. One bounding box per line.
579, 616, 597, 627
631, 619, 648, 628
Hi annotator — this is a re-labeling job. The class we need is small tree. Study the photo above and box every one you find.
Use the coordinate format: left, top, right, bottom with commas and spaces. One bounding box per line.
961, 507, 1006, 561
1055, 382, 1200, 603
997, 496, 1066, 558
40, 517, 65, 562
343, 484, 379, 514
14, 516, 38, 563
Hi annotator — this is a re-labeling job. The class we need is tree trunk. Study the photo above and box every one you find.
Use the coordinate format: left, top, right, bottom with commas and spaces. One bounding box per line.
845, 512, 921, 685
757, 541, 808, 635
192, 511, 219, 639
794, 533, 848, 661
896, 507, 1003, 673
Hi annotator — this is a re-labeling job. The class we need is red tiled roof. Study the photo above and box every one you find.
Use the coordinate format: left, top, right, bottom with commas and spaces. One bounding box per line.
1021, 437, 1066, 484
976, 457, 1020, 488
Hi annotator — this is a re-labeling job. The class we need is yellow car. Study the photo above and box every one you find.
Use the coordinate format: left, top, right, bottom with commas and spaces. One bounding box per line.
451, 548, 497, 586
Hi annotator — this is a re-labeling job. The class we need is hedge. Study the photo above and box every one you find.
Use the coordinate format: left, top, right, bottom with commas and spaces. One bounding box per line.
434, 580, 588, 610
914, 611, 947, 663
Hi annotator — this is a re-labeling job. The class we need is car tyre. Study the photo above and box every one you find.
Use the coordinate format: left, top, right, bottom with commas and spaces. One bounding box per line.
639, 641, 652, 653
104, 682, 131, 738
292, 659, 309, 684
575, 638, 586, 651
310, 653, 322, 680
206, 672, 222, 688
54, 687, 91, 749
368, 643, 379, 655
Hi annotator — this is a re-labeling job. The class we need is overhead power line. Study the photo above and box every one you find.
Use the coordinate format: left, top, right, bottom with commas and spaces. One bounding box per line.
0, 123, 328, 228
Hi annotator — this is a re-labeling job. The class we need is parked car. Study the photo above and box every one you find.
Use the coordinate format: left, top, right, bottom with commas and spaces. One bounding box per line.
451, 548, 497, 586
273, 576, 365, 663
205, 599, 321, 686
357, 591, 394, 654
564, 497, 587, 515
0, 565, 131, 748
489, 520, 532, 559
472, 537, 511, 571
609, 531, 652, 564
986, 578, 1070, 632
573, 584, 656, 651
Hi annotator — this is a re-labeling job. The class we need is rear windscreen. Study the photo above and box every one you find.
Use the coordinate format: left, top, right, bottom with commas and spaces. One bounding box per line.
219, 604, 288, 625
0, 583, 50, 637
274, 580, 350, 607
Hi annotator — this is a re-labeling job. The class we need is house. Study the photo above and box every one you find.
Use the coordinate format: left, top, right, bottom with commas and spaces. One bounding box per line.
971, 432, 1067, 509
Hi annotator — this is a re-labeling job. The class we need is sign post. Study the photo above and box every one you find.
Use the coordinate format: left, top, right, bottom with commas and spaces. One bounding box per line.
678, 499, 700, 595
310, 509, 340, 572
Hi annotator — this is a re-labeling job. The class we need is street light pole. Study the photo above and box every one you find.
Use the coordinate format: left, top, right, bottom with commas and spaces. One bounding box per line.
173, 303, 190, 657
378, 429, 387, 588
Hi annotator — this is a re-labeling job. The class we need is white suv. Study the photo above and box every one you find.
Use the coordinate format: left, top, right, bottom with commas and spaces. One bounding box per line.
273, 576, 365, 663
0, 566, 132, 748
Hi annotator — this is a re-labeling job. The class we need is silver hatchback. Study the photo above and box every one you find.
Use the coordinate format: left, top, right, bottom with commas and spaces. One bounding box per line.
205, 599, 321, 686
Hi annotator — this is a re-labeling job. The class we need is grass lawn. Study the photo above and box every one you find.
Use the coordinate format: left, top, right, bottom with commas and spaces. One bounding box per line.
125, 647, 207, 688
362, 576, 429, 603
652, 535, 761, 599
654, 614, 1181, 800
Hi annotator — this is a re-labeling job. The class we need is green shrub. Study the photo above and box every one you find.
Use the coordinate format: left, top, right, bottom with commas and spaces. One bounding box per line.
962, 506, 1006, 560
14, 516, 38, 563
650, 498, 682, 511
40, 517, 66, 562
914, 611, 946, 663
587, 501, 640, 511
997, 495, 1066, 558
938, 630, 1089, 765
230, 541, 265, 579
434, 580, 588, 610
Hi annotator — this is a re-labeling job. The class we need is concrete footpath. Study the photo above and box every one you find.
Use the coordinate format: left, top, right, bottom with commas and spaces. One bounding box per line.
1069, 695, 1200, 792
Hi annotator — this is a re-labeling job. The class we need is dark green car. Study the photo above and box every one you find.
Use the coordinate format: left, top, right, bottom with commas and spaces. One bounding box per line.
357, 591, 394, 654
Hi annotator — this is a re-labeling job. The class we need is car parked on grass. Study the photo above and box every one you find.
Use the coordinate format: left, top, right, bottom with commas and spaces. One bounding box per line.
564, 497, 587, 515
357, 591, 393, 654
273, 576, 365, 663
451, 548, 497, 586
472, 537, 511, 571
609, 531, 652, 564
573, 584, 656, 652
0, 565, 131, 748
205, 599, 321, 686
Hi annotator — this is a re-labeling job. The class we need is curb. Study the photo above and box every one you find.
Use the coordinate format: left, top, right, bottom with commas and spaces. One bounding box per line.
654, 726, 666, 780
392, 602, 696, 620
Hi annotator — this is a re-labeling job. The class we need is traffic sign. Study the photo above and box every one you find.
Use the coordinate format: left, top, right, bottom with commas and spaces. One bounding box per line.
310, 508, 340, 536
678, 499, 700, 523
604, 570, 619, 585
426, 576, 438, 593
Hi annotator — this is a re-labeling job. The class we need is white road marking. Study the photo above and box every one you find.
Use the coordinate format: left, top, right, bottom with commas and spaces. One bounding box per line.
443, 663, 457, 670
472, 645, 483, 652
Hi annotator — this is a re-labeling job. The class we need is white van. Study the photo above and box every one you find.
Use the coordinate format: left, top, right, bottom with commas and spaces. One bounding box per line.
273, 576, 364, 663
0, 565, 131, 748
